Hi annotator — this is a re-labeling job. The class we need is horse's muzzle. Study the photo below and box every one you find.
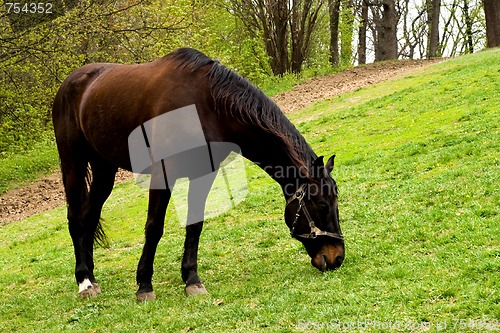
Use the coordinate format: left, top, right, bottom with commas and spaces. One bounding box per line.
311, 243, 344, 271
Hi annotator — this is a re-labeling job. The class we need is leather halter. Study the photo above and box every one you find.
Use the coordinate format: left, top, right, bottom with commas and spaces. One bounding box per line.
286, 183, 344, 240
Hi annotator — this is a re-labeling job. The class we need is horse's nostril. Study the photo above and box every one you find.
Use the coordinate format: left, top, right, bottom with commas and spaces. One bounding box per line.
334, 255, 344, 269
322, 255, 328, 270
325, 255, 344, 271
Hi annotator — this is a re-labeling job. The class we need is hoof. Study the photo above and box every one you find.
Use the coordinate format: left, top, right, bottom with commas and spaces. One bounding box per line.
136, 291, 156, 302
185, 283, 208, 296
79, 283, 101, 298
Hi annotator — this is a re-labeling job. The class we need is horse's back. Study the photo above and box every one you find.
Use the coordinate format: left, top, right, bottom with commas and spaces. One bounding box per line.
52, 63, 117, 126
53, 55, 215, 170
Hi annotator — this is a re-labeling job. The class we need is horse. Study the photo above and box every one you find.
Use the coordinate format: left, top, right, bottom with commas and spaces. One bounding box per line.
52, 48, 344, 301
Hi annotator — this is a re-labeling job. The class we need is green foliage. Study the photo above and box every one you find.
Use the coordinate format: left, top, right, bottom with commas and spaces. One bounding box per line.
192, 5, 273, 83
0, 49, 499, 333
0, 0, 285, 153
339, 0, 355, 67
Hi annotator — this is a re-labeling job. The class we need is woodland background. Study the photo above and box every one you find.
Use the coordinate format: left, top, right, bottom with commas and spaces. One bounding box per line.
1, 0, 499, 154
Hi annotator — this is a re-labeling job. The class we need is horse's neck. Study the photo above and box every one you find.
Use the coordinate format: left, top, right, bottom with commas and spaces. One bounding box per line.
214, 96, 314, 195
233, 126, 311, 196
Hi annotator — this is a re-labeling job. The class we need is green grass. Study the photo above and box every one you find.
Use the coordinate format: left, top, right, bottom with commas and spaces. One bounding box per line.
1, 49, 499, 332
0, 137, 59, 194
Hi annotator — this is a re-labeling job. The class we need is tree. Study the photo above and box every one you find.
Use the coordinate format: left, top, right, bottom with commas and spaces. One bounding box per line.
483, 0, 500, 47
329, 0, 341, 66
463, 0, 475, 53
373, 0, 398, 61
358, 0, 369, 64
330, 0, 355, 67
290, 0, 326, 73
230, 0, 325, 75
427, 0, 441, 58
339, 0, 355, 66
230, 0, 290, 75
399, 0, 427, 59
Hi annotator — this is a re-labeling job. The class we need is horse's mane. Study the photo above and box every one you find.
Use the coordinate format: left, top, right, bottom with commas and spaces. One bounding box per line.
166, 48, 316, 175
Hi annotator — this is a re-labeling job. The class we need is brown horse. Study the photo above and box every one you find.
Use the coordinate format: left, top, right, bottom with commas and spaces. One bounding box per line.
52, 48, 344, 301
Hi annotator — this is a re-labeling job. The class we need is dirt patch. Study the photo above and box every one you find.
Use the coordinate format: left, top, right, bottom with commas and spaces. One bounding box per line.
273, 59, 443, 114
0, 58, 444, 225
0, 170, 133, 225
0, 172, 65, 225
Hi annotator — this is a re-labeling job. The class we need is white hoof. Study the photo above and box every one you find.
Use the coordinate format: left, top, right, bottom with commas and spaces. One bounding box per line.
78, 279, 101, 298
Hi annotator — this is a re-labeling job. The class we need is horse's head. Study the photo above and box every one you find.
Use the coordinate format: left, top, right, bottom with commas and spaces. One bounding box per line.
284, 155, 344, 271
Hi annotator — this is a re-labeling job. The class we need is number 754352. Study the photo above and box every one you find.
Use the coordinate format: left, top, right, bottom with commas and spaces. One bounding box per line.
5, 2, 53, 14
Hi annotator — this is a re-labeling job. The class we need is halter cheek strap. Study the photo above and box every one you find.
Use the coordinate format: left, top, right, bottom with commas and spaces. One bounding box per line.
286, 184, 344, 241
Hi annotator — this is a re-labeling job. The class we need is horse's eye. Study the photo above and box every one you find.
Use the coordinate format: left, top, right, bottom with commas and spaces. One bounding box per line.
317, 202, 329, 213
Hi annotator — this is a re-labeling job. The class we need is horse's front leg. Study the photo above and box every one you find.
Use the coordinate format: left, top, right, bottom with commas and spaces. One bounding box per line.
182, 222, 206, 296
136, 188, 170, 301
182, 172, 217, 296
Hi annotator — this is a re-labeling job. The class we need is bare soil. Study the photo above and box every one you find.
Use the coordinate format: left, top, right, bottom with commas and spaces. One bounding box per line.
273, 59, 443, 113
0, 169, 133, 225
0, 59, 443, 225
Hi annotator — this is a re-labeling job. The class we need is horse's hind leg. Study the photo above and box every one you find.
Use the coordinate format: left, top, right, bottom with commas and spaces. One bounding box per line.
61, 148, 116, 298
77, 158, 117, 297
60, 150, 93, 296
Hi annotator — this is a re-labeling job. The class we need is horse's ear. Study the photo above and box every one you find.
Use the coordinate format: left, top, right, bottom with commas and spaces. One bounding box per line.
325, 155, 335, 174
312, 156, 324, 169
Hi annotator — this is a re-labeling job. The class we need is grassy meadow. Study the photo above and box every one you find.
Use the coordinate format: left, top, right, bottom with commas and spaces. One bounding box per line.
0, 49, 499, 332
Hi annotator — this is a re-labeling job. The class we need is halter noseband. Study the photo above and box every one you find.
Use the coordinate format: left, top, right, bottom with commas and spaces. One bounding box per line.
286, 183, 344, 241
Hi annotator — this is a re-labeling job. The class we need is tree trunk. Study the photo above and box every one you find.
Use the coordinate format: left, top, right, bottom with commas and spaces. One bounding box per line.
329, 0, 341, 66
463, 0, 474, 53
427, 0, 441, 58
483, 0, 500, 47
375, 0, 398, 61
358, 0, 368, 65
231, 0, 324, 75
290, 0, 324, 73
268, 0, 291, 75
340, 0, 355, 66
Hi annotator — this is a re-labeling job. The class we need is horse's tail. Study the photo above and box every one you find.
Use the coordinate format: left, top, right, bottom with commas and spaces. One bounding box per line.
53, 69, 109, 248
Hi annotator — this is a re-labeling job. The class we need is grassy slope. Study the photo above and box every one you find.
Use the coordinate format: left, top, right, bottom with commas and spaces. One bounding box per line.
0, 49, 499, 332
0, 138, 59, 194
